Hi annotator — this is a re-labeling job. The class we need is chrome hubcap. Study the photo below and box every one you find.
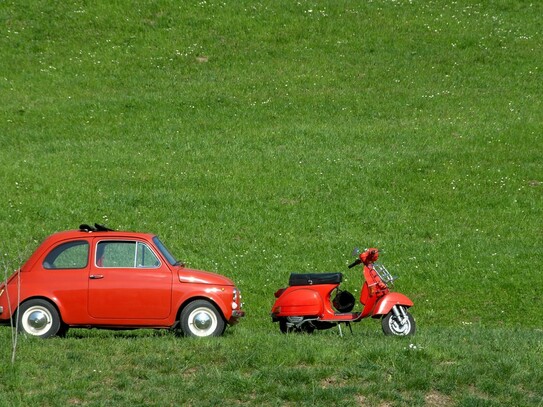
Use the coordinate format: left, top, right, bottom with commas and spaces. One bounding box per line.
193, 311, 212, 330
28, 310, 48, 329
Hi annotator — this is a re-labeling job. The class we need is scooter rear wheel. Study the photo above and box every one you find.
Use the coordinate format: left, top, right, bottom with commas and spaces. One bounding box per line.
279, 318, 315, 334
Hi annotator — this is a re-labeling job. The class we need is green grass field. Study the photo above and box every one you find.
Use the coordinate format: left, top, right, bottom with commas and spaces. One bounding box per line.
1, 1, 542, 405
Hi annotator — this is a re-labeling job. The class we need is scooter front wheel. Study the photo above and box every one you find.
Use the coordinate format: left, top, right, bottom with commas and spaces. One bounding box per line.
382, 307, 416, 336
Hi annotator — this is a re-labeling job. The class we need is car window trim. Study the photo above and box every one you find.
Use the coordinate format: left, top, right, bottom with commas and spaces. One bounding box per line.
94, 239, 162, 269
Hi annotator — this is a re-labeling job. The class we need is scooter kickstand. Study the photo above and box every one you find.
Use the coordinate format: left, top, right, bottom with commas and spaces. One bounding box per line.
338, 323, 343, 337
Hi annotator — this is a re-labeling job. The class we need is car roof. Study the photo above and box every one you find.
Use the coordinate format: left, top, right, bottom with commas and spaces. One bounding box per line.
20, 225, 158, 271
48, 230, 155, 240
49, 228, 156, 241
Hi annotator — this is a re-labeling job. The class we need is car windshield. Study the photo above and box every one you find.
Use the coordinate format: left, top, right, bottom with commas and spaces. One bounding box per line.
153, 236, 180, 266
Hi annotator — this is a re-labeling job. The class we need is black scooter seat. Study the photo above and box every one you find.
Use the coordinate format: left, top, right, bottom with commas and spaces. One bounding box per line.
288, 272, 343, 286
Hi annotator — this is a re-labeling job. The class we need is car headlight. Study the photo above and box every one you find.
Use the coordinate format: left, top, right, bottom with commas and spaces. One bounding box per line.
232, 288, 242, 308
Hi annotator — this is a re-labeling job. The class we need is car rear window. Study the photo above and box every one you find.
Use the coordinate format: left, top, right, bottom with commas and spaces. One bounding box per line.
43, 240, 89, 269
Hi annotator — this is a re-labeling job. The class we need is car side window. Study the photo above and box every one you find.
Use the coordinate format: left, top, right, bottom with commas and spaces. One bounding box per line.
43, 240, 89, 269
96, 241, 160, 268
136, 242, 160, 268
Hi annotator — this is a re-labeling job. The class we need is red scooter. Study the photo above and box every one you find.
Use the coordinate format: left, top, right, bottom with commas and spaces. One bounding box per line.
271, 248, 415, 336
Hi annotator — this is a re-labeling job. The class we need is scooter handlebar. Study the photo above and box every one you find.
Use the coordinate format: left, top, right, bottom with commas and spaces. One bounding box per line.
348, 258, 362, 268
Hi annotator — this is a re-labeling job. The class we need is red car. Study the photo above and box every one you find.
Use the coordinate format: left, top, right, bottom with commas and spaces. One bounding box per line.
0, 224, 244, 338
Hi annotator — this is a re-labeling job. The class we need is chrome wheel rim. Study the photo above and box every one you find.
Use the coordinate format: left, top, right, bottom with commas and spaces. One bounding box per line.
388, 313, 411, 335
22, 306, 53, 336
187, 307, 218, 337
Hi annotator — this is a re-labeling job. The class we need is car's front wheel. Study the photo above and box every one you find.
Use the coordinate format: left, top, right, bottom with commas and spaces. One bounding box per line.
180, 300, 225, 337
17, 299, 61, 338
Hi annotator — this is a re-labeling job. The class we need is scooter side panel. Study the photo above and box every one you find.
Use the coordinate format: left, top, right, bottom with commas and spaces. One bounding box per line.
272, 287, 325, 316
373, 292, 414, 316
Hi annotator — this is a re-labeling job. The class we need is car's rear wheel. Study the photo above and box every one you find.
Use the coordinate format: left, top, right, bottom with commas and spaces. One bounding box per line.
17, 299, 61, 338
180, 300, 225, 337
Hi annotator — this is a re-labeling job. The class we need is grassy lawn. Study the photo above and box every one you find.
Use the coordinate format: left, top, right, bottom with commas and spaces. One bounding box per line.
1, 1, 542, 405
1, 326, 542, 406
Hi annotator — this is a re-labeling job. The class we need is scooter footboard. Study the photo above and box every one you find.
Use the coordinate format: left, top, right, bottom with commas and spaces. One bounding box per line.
373, 292, 413, 316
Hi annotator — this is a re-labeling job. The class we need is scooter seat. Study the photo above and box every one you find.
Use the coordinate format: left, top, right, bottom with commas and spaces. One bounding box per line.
288, 272, 343, 286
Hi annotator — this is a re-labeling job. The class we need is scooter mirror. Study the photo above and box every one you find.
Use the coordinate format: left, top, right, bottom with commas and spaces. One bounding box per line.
351, 247, 361, 256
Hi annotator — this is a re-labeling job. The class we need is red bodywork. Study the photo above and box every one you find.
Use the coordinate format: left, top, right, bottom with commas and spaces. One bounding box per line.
0, 229, 244, 330
359, 257, 413, 318
271, 248, 413, 323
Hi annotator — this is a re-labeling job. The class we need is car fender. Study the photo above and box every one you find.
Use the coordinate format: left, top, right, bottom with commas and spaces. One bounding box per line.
0, 272, 68, 322
373, 292, 414, 316
175, 286, 233, 322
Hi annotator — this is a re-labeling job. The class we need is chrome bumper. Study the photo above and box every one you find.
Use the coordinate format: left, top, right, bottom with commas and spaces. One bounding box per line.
232, 310, 245, 318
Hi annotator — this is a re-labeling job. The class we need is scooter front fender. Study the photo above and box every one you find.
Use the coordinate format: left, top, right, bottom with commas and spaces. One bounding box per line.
373, 292, 414, 317
271, 288, 324, 317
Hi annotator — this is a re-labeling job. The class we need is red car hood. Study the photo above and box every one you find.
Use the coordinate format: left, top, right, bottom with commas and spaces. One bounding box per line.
177, 267, 235, 286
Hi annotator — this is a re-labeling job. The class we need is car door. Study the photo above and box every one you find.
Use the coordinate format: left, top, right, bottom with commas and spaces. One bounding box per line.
88, 238, 172, 320
41, 239, 91, 322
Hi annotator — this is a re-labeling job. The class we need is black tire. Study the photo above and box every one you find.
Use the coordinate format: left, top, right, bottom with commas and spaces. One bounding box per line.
57, 323, 70, 337
382, 307, 416, 336
17, 299, 61, 338
300, 323, 315, 334
279, 318, 291, 334
180, 300, 225, 337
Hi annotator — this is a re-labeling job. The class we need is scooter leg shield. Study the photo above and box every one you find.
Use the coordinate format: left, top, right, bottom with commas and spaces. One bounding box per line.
373, 292, 414, 316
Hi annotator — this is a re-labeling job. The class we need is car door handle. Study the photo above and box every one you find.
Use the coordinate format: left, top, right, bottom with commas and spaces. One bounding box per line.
89, 274, 104, 280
